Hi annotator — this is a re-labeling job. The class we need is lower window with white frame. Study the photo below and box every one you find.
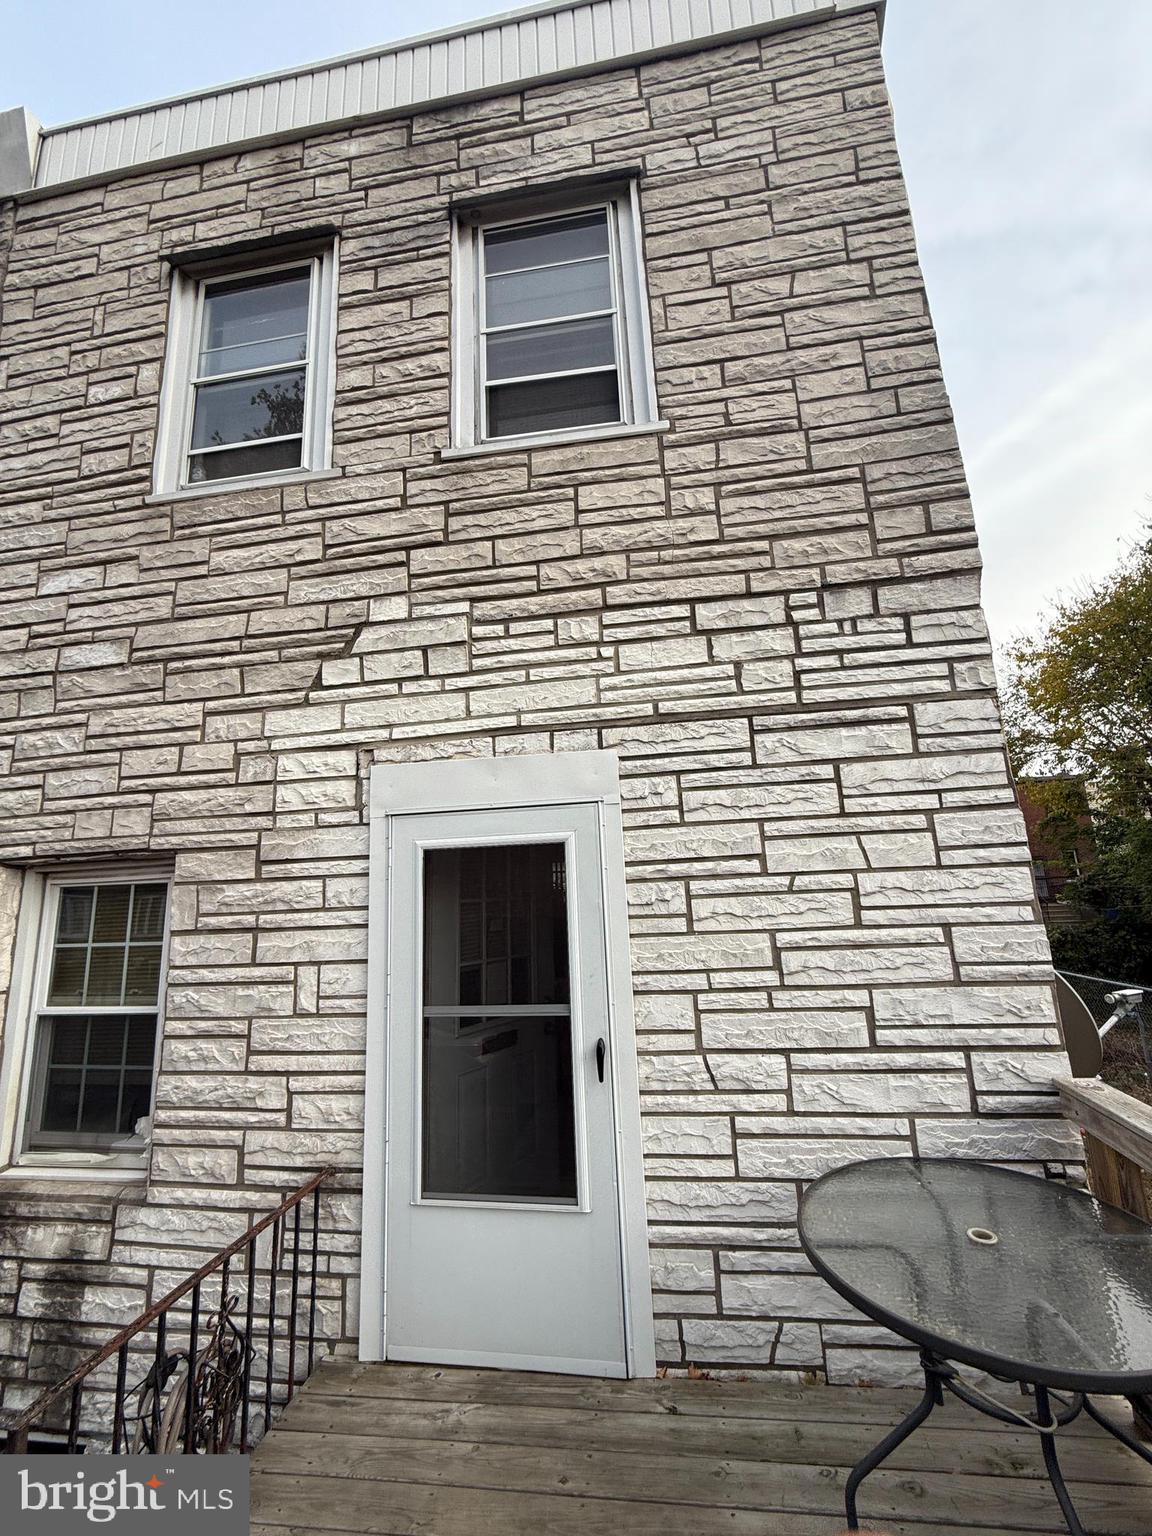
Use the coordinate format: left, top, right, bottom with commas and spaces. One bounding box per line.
17, 875, 170, 1162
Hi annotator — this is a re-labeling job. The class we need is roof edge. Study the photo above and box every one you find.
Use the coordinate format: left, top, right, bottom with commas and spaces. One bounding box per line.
16, 0, 886, 198
38, 0, 635, 137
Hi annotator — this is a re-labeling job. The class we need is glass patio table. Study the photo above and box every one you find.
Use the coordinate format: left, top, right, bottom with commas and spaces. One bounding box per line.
798, 1157, 1152, 1534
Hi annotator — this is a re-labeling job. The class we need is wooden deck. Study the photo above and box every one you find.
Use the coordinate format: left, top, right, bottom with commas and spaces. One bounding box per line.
251, 1360, 1152, 1536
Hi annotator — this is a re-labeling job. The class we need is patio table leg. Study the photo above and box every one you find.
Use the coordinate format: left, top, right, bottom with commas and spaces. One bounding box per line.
1083, 1396, 1152, 1465
1124, 1394, 1152, 1444
845, 1359, 943, 1531
1034, 1386, 1087, 1536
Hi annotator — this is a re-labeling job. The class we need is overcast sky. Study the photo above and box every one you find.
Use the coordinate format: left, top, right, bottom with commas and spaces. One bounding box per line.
3, 0, 1150, 650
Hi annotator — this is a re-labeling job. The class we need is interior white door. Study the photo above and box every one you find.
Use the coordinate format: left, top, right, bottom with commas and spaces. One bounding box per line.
383, 803, 629, 1376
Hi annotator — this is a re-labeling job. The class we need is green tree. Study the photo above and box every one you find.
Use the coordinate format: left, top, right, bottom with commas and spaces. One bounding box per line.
1002, 530, 1152, 983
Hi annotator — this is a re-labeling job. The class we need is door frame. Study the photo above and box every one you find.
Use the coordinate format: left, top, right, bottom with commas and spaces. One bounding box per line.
360, 749, 656, 1377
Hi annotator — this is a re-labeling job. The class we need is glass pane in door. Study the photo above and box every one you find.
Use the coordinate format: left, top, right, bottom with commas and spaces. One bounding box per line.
423, 843, 570, 1007
421, 1014, 576, 1202
421, 843, 577, 1203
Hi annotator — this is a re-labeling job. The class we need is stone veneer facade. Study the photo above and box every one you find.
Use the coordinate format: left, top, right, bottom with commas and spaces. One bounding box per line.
0, 5, 1076, 1416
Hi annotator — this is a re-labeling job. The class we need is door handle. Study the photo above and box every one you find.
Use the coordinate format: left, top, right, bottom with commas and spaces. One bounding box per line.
595, 1038, 606, 1084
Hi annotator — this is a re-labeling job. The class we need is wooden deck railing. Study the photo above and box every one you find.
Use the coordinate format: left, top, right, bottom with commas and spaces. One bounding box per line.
1055, 1076, 1152, 1440
1054, 1076, 1152, 1222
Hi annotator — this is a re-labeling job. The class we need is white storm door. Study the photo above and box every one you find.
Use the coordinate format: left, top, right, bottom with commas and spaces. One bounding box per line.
383, 803, 628, 1376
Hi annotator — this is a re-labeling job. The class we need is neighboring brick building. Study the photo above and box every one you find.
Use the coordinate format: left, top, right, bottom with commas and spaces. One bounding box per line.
0, 0, 1074, 1419
1017, 777, 1095, 925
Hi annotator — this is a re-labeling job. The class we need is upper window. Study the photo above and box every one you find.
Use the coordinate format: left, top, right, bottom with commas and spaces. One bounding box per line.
21, 878, 170, 1157
454, 187, 658, 451
155, 246, 336, 494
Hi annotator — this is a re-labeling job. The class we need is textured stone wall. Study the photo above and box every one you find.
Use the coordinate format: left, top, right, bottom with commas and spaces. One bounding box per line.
0, 7, 1075, 1411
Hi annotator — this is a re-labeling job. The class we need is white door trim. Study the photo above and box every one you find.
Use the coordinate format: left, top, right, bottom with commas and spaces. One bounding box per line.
359, 750, 655, 1377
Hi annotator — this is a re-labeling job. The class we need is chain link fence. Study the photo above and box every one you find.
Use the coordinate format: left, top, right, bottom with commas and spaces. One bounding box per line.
1057, 971, 1152, 1094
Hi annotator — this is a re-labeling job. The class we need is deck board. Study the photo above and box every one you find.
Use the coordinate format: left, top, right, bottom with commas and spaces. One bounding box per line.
269, 1398, 1150, 1487
251, 1361, 1152, 1536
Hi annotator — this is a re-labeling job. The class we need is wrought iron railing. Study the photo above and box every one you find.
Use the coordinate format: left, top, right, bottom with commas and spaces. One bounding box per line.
2, 1166, 335, 1455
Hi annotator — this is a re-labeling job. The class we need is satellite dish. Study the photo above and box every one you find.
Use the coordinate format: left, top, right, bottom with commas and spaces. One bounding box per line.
1054, 974, 1103, 1078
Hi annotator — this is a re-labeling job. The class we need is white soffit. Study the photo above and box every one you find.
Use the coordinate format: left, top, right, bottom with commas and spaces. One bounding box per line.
28, 0, 881, 192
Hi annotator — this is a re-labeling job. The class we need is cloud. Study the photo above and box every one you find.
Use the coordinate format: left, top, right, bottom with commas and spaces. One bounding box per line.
883, 0, 1152, 647
969, 318, 1152, 482
970, 323, 1152, 645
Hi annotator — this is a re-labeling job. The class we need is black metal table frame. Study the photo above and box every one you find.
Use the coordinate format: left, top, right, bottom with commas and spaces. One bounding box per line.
796, 1159, 1152, 1535
844, 1349, 1152, 1533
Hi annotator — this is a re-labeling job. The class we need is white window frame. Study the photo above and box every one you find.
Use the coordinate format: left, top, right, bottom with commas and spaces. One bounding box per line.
0, 867, 172, 1181
450, 183, 662, 456
153, 244, 338, 498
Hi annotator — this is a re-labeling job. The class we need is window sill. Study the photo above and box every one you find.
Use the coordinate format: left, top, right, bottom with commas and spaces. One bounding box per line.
440, 420, 670, 461
1, 1155, 148, 1185
0, 1170, 146, 1198
145, 466, 342, 504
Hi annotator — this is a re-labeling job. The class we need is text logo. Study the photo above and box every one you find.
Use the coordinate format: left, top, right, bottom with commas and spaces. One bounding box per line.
1, 1456, 248, 1533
